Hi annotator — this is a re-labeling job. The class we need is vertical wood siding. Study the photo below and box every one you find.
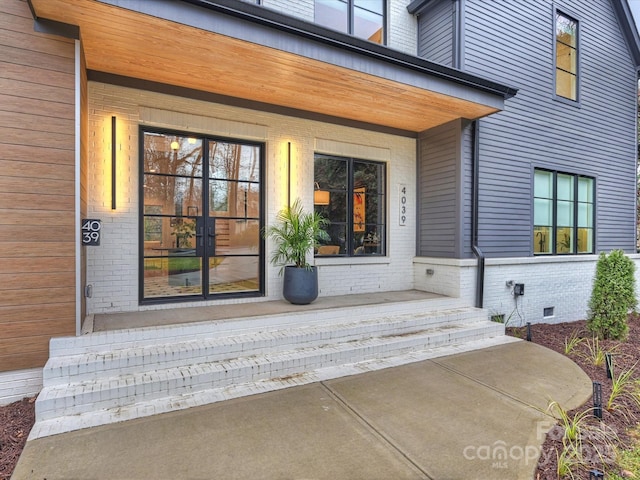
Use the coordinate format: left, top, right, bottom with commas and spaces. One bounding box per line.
463, 0, 637, 257
417, 0, 454, 66
0, 0, 76, 371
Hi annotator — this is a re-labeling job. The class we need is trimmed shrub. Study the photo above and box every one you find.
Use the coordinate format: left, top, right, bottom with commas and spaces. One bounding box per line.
587, 249, 636, 340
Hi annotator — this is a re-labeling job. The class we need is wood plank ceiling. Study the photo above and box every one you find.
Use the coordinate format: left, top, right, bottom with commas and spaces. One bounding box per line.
30, 0, 500, 132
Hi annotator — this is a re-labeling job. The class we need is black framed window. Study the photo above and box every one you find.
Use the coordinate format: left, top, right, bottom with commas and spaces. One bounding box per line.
314, 0, 385, 44
555, 11, 578, 101
533, 169, 594, 255
314, 153, 386, 256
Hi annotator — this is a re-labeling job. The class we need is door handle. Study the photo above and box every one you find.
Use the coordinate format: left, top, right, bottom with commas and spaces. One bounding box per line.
207, 227, 217, 247
195, 226, 204, 247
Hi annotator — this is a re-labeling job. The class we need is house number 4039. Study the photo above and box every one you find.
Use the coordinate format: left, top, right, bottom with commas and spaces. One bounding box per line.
81, 219, 101, 246
399, 184, 408, 226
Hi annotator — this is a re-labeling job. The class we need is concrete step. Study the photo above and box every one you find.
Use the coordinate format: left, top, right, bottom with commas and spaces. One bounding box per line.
33, 302, 507, 438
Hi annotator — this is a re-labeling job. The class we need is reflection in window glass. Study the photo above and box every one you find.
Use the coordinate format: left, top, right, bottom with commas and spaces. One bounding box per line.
555, 11, 578, 101
141, 130, 262, 301
314, 0, 384, 44
315, 0, 348, 33
533, 169, 594, 255
314, 154, 385, 256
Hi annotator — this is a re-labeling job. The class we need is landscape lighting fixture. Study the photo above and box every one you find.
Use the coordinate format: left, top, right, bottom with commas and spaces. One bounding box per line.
592, 382, 603, 419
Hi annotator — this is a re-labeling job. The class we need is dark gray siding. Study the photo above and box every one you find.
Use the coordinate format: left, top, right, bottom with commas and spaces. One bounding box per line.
417, 0, 454, 66
461, 0, 637, 257
461, 120, 473, 257
418, 119, 465, 257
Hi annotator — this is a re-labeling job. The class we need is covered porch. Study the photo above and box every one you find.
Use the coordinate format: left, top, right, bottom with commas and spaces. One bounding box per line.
28, 0, 516, 321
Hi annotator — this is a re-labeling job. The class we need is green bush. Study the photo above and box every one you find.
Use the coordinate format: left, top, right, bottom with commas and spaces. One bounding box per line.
587, 250, 636, 340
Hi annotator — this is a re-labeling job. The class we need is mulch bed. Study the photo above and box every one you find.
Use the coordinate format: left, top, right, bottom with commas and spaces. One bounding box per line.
508, 315, 640, 479
0, 396, 35, 480
1, 318, 639, 479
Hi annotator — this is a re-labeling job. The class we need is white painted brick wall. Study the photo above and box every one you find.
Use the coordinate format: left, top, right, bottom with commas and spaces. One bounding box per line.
261, 0, 314, 21
87, 83, 416, 314
389, 0, 418, 55
415, 254, 640, 327
0, 368, 42, 405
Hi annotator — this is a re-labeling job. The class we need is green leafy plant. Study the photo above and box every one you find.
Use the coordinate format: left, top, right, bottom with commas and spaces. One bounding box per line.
580, 337, 613, 367
546, 400, 618, 478
607, 362, 639, 413
171, 219, 195, 248
489, 307, 516, 327
264, 199, 329, 273
609, 426, 640, 479
587, 250, 636, 340
556, 446, 582, 479
564, 330, 584, 356
547, 400, 590, 447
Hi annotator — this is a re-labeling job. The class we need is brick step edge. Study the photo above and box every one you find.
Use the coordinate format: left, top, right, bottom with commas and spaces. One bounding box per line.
43, 310, 489, 385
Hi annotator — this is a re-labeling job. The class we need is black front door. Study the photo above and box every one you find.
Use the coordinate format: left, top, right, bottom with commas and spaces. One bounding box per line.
140, 129, 263, 302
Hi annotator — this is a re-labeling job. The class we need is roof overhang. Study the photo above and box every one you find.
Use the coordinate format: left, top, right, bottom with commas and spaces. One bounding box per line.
28, 0, 517, 134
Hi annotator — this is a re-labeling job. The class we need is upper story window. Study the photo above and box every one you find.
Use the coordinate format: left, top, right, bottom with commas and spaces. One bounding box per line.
555, 11, 578, 101
534, 169, 594, 255
314, 153, 386, 256
315, 0, 385, 44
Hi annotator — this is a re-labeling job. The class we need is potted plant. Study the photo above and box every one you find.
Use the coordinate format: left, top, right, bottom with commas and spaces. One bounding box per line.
264, 198, 329, 304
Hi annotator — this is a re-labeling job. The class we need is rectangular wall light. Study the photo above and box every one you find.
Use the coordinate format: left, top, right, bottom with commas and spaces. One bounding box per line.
111, 116, 116, 210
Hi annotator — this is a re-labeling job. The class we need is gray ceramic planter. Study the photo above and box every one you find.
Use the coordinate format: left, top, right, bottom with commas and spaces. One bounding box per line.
283, 266, 318, 305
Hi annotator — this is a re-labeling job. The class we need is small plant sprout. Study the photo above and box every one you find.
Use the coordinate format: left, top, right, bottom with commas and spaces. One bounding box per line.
556, 446, 582, 479
580, 337, 618, 367
547, 400, 591, 447
607, 362, 640, 415
545, 399, 619, 479
564, 330, 584, 356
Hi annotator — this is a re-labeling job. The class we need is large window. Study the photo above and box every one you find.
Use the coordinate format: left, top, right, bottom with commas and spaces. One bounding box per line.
534, 169, 594, 255
314, 154, 386, 256
314, 0, 385, 44
555, 11, 578, 101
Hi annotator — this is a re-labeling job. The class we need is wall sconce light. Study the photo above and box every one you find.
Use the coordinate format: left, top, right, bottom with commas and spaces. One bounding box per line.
314, 182, 330, 205
287, 142, 291, 207
111, 116, 116, 210
170, 140, 180, 151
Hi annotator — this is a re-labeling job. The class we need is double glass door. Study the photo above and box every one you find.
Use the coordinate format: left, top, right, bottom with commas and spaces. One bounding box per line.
141, 130, 263, 301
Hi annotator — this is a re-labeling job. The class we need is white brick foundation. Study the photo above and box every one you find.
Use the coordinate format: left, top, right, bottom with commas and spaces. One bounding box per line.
414, 254, 640, 326
0, 368, 42, 405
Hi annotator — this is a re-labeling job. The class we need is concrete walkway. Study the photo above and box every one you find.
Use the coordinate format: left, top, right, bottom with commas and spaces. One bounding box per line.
12, 341, 591, 480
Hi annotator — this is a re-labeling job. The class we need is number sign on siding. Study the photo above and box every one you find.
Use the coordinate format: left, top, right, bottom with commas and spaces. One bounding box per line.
399, 184, 408, 226
82, 219, 101, 246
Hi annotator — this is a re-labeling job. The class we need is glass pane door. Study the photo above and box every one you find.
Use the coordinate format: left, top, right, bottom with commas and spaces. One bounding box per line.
141, 131, 263, 302
207, 141, 261, 295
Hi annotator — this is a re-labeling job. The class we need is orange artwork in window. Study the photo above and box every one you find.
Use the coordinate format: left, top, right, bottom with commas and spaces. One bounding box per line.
354, 187, 365, 232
